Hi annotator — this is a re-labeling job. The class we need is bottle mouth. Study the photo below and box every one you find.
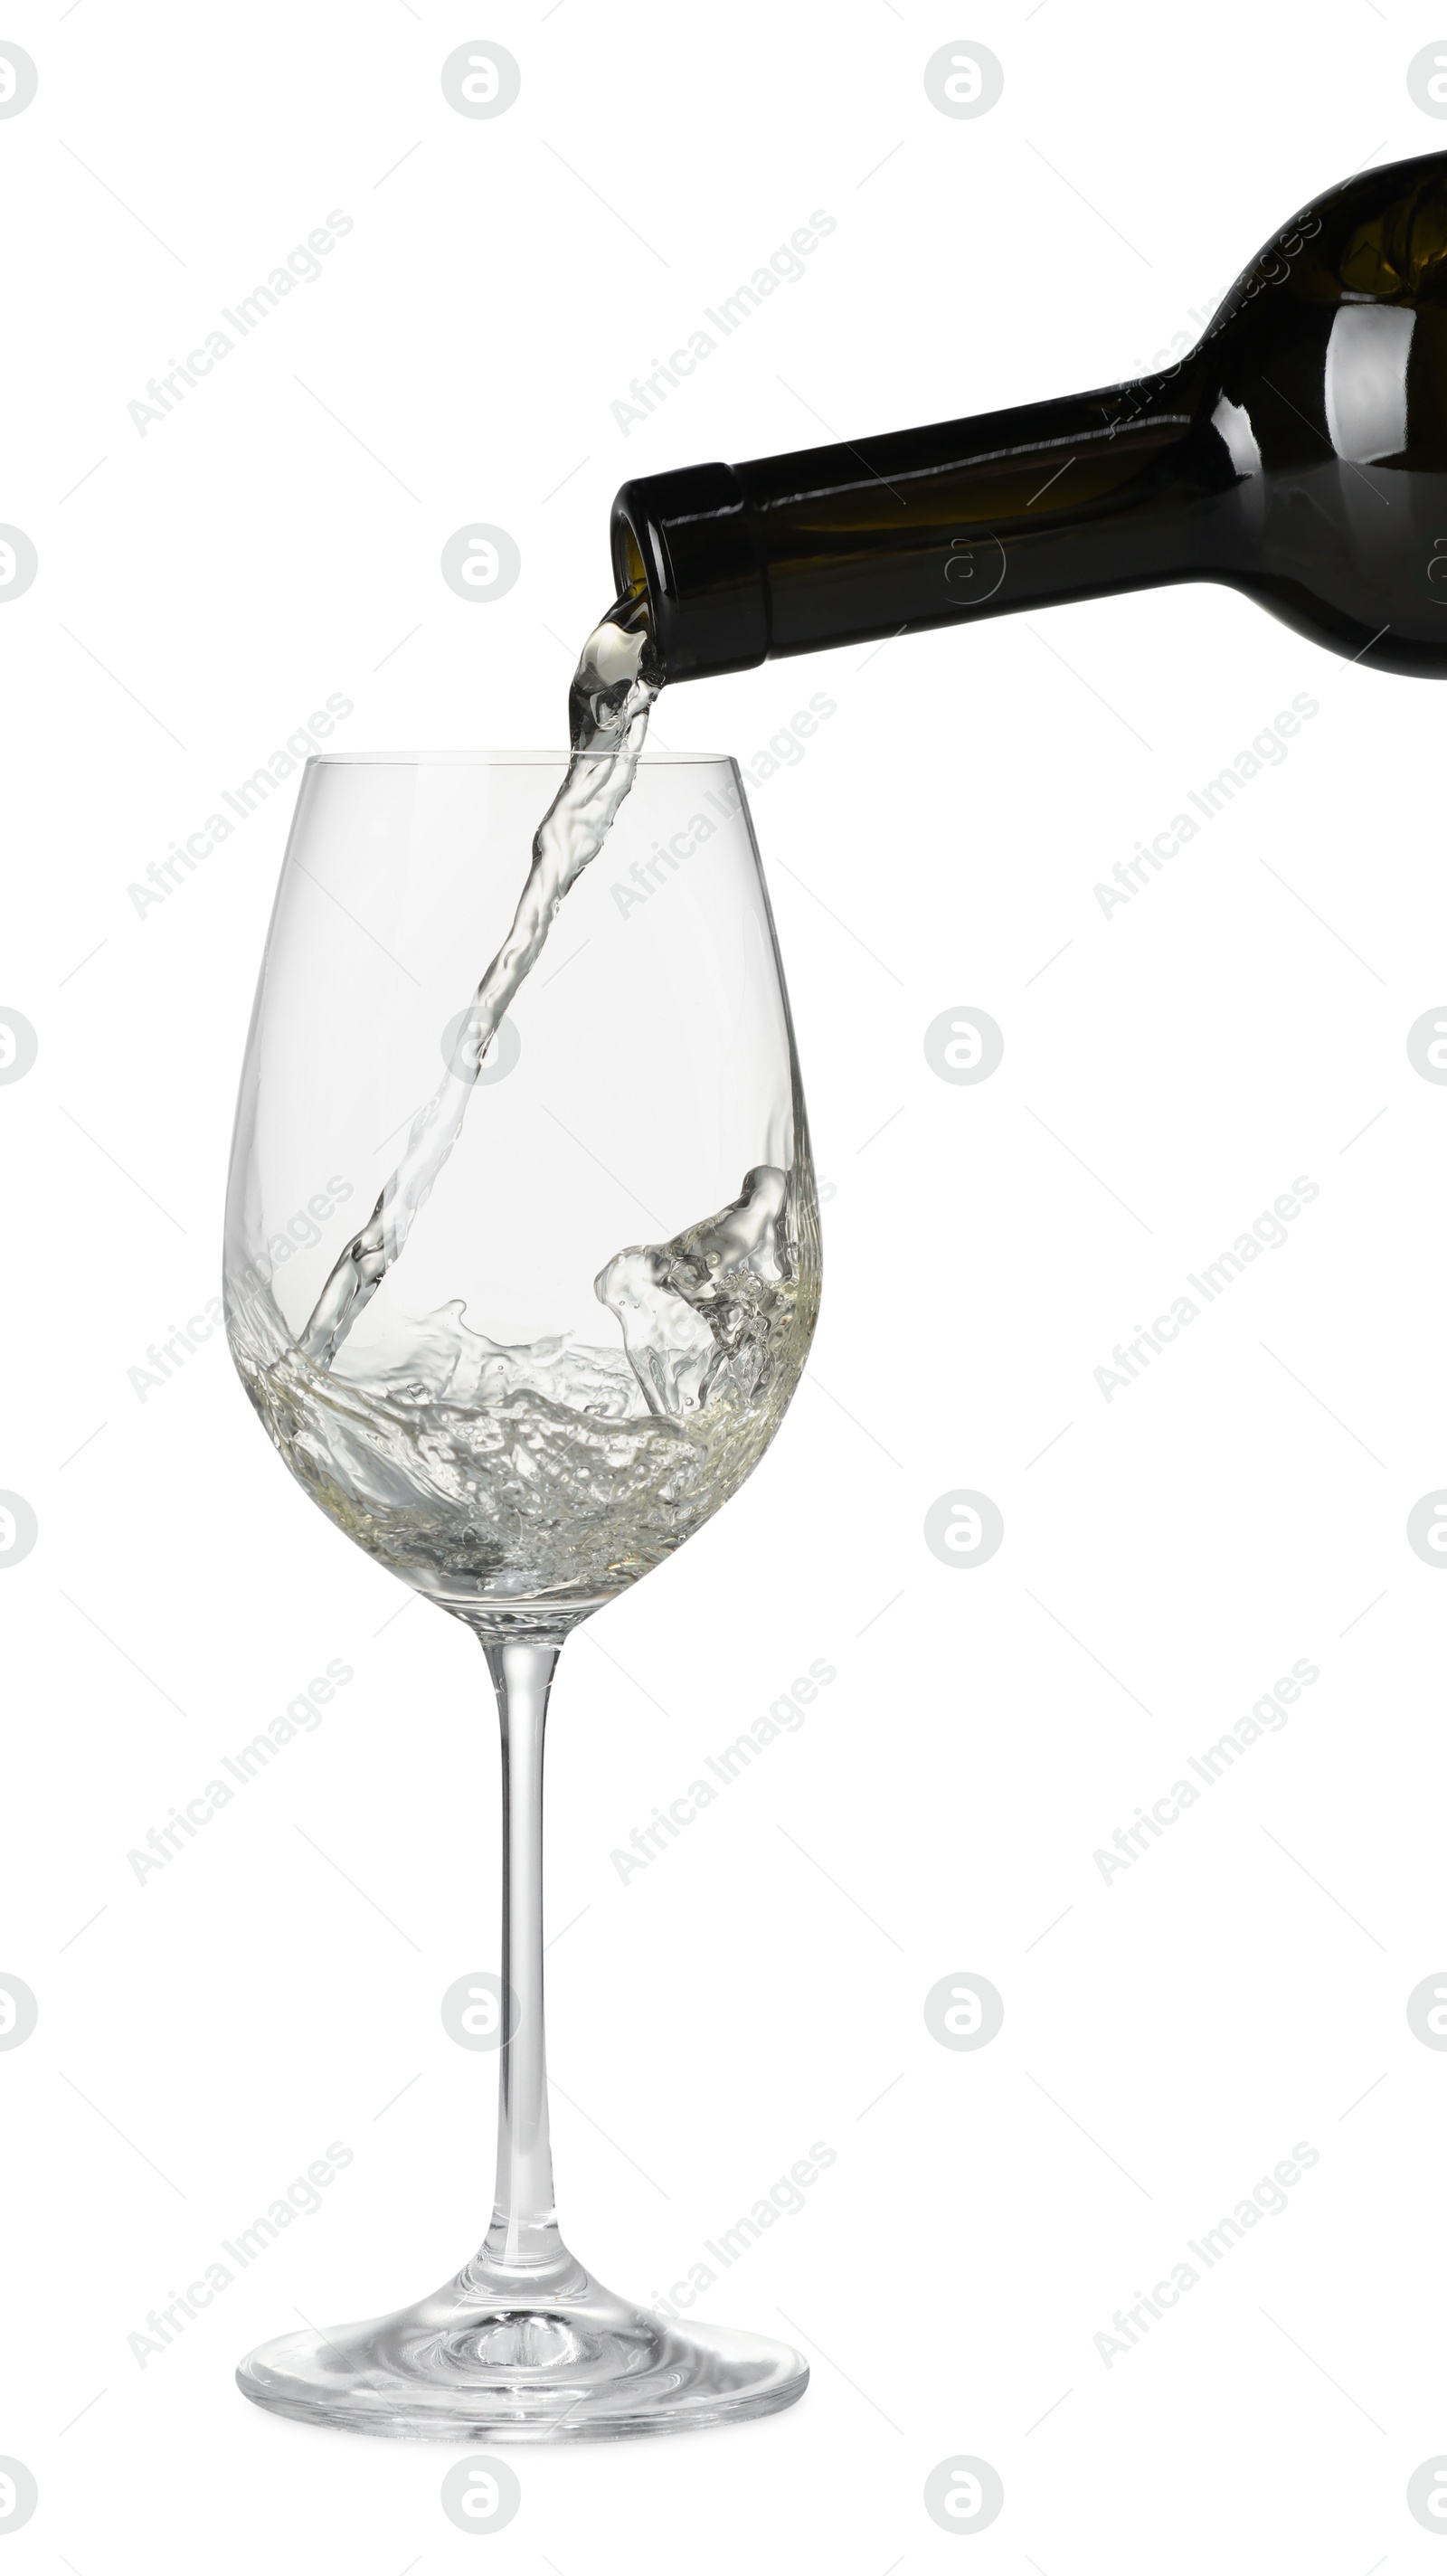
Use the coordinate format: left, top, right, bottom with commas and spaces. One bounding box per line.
614, 518, 648, 598
610, 462, 771, 683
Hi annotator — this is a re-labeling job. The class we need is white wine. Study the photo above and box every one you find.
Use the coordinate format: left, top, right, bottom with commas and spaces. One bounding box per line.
228, 605, 818, 1633
231, 1164, 816, 1627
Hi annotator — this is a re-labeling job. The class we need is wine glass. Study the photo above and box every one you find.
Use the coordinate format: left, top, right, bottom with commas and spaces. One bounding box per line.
222, 750, 820, 2439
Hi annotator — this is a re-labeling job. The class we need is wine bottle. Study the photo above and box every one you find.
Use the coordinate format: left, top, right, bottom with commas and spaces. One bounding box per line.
610, 150, 1447, 684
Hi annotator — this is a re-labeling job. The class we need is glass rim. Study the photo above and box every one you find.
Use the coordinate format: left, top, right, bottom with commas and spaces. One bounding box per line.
303, 749, 736, 769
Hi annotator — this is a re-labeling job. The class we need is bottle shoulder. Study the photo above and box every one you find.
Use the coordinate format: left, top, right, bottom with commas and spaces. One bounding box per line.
1215, 151, 1447, 327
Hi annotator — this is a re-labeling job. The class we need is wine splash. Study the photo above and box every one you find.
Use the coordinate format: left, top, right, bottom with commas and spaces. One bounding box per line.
231, 1163, 814, 1628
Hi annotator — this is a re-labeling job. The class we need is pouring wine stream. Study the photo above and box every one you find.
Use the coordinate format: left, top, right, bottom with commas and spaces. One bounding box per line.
300, 594, 665, 1370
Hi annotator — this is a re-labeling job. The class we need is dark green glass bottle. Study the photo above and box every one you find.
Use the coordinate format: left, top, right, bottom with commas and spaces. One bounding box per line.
611, 151, 1447, 684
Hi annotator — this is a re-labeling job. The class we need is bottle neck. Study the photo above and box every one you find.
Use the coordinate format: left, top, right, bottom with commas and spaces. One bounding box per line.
611, 364, 1234, 681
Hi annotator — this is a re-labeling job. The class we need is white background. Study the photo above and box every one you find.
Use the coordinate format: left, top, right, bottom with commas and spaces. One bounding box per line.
5, 3, 1447, 2567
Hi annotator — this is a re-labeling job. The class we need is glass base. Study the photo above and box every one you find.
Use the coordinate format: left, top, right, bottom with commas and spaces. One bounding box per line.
235, 2249, 809, 2442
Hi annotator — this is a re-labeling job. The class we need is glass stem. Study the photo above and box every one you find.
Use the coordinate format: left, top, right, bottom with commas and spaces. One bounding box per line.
480, 1636, 566, 2278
